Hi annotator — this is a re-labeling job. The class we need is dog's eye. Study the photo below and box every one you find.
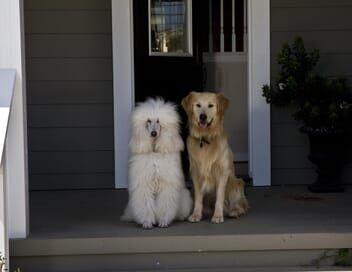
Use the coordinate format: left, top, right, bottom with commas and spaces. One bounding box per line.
147, 119, 151, 124
208, 104, 214, 108
156, 119, 159, 123
196, 103, 201, 108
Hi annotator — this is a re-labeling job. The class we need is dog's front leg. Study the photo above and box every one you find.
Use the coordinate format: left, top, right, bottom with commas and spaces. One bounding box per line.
212, 176, 227, 223
130, 188, 156, 229
155, 183, 179, 228
188, 181, 203, 223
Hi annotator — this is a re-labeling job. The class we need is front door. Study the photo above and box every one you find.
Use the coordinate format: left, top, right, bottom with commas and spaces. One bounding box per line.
112, 0, 271, 188
133, 0, 208, 174
133, 0, 207, 105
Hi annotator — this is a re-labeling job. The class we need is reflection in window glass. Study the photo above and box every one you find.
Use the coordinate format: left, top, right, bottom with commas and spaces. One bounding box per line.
150, 0, 190, 54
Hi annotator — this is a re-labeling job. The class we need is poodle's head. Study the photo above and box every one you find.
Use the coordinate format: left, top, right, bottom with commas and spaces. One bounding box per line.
145, 118, 161, 139
129, 98, 184, 154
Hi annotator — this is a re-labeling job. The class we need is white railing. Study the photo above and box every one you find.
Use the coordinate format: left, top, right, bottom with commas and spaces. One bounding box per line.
208, 0, 247, 53
0, 69, 16, 271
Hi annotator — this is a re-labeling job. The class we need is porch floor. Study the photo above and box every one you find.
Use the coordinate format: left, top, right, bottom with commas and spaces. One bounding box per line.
29, 185, 352, 238
10, 185, 352, 268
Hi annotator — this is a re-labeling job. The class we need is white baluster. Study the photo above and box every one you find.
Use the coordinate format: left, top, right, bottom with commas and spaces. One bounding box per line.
243, 0, 248, 52
209, 0, 213, 52
220, 0, 224, 52
232, 0, 236, 52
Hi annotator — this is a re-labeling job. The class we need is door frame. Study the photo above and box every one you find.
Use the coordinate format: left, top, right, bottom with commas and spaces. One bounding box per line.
111, 0, 271, 188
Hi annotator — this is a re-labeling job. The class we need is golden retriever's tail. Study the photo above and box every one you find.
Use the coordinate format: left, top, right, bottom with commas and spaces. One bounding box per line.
227, 177, 250, 218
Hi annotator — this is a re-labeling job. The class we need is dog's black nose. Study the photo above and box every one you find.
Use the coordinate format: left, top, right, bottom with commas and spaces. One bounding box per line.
151, 131, 157, 137
199, 114, 207, 121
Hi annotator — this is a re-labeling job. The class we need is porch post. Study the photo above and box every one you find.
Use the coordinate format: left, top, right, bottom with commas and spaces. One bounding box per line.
0, 0, 29, 238
0, 69, 16, 268
111, 0, 135, 188
248, 0, 271, 186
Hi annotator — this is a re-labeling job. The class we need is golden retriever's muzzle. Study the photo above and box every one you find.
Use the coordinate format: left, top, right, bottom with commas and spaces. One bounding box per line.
198, 114, 213, 129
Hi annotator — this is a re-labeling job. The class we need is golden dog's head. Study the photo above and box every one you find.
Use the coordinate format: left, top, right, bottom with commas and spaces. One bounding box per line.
181, 92, 229, 137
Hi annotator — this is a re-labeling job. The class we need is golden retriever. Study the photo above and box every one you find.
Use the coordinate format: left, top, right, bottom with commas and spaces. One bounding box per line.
181, 91, 249, 223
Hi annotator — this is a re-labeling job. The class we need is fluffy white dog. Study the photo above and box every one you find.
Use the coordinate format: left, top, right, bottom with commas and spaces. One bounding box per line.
121, 98, 192, 228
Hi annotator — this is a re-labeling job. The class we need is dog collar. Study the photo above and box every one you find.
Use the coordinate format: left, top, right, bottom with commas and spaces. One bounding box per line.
199, 137, 210, 148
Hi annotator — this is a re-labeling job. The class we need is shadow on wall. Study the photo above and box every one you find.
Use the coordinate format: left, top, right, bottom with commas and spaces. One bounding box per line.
204, 55, 248, 164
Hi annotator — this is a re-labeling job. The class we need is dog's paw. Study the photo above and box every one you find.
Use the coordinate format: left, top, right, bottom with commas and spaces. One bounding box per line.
211, 215, 224, 224
158, 222, 169, 228
188, 213, 202, 223
228, 210, 240, 218
142, 221, 154, 229
228, 207, 245, 218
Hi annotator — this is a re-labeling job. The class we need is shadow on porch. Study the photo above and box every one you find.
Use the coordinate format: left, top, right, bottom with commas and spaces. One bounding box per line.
10, 186, 352, 271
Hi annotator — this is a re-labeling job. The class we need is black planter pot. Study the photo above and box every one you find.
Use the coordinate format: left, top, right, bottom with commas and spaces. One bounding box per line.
301, 126, 346, 193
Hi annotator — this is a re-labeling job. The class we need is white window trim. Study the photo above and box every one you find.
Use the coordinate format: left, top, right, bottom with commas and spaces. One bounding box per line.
112, 0, 271, 188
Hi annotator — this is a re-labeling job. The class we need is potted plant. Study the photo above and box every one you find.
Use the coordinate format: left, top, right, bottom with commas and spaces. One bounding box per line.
263, 37, 352, 193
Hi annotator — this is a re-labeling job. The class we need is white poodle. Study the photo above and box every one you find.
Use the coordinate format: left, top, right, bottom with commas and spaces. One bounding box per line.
121, 98, 192, 228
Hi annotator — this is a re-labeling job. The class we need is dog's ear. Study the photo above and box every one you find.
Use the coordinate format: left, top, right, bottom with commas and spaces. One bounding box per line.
216, 93, 229, 117
181, 92, 196, 115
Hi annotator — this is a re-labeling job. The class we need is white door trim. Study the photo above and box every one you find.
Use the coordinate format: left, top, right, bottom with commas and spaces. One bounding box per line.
112, 0, 271, 188
111, 0, 135, 188
248, 0, 271, 186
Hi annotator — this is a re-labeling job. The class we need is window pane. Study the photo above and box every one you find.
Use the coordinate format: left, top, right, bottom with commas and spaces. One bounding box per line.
150, 0, 190, 54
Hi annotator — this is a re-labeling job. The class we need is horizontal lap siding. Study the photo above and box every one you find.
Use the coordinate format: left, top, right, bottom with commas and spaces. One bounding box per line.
29, 151, 114, 174
29, 128, 114, 151
27, 81, 113, 104
24, 0, 111, 10
271, 0, 352, 185
24, 0, 114, 190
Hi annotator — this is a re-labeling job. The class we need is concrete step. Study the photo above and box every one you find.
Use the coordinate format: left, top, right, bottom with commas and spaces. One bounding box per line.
120, 268, 351, 272
10, 232, 352, 271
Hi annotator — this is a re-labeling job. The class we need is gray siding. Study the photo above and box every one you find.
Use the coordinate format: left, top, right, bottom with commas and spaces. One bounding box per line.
24, 0, 114, 190
271, 0, 352, 185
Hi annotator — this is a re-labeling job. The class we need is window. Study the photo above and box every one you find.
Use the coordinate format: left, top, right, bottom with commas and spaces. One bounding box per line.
149, 0, 192, 56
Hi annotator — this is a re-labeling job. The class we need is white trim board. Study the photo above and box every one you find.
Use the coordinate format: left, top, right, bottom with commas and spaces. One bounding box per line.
0, 69, 16, 160
248, 0, 271, 186
0, 69, 15, 269
0, 0, 29, 241
112, 0, 271, 188
111, 0, 135, 188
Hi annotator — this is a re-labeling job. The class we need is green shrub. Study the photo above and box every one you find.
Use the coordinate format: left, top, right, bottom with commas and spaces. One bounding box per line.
263, 37, 352, 130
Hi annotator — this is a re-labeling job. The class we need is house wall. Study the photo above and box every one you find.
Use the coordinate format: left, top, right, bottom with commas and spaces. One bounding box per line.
24, 0, 114, 190
271, 0, 352, 185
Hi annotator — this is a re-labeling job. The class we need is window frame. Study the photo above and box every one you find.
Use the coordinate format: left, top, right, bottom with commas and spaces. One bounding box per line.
148, 0, 193, 57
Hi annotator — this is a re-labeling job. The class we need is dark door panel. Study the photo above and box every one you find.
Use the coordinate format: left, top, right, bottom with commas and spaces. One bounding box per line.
133, 0, 206, 105
133, 0, 207, 175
